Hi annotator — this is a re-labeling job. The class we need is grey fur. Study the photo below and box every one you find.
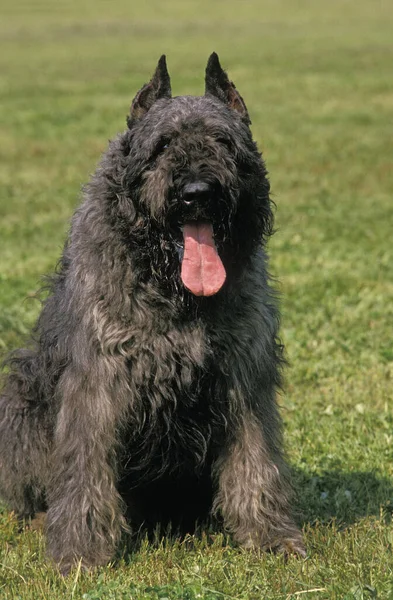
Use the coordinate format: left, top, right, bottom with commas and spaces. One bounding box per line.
0, 53, 305, 573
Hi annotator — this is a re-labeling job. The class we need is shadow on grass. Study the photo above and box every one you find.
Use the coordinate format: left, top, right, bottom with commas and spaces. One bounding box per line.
293, 467, 393, 526
120, 467, 393, 559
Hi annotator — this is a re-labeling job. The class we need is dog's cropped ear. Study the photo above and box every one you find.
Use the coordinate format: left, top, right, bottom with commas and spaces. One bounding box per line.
205, 52, 251, 125
128, 55, 172, 126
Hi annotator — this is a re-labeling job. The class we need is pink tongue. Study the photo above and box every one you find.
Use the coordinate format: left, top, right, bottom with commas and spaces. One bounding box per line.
181, 222, 226, 296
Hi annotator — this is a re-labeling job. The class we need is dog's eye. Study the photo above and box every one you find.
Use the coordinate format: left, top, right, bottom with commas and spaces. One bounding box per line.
216, 137, 232, 151
154, 137, 170, 157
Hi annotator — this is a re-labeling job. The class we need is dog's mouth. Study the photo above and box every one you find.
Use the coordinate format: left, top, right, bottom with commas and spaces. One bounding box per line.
180, 221, 226, 297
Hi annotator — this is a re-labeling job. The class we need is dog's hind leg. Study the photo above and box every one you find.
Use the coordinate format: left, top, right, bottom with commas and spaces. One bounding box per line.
213, 408, 306, 557
0, 350, 51, 519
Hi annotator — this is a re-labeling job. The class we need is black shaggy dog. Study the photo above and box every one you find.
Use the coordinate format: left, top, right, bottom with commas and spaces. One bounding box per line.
0, 53, 305, 573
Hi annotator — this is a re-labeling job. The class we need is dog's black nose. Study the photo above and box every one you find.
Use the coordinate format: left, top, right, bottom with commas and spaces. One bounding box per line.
182, 182, 212, 205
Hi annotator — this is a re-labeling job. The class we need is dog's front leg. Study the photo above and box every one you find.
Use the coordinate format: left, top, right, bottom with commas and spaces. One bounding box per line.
46, 359, 127, 574
213, 409, 305, 557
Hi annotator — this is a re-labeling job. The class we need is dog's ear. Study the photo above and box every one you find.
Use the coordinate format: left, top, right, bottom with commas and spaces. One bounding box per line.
128, 55, 172, 126
205, 52, 251, 125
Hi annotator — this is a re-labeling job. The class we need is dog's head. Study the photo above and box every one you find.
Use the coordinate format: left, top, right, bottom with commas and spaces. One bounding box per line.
116, 54, 273, 297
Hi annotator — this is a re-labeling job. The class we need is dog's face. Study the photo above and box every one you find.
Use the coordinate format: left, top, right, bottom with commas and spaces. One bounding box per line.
121, 54, 272, 296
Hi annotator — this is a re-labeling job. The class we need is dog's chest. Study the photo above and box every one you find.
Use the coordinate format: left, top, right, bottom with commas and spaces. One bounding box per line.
126, 319, 208, 393
122, 320, 225, 476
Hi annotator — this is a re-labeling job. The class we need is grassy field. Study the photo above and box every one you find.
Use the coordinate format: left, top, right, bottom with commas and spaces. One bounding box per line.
1, 0, 393, 598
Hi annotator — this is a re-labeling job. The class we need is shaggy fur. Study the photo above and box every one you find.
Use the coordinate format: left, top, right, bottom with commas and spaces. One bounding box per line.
0, 53, 305, 573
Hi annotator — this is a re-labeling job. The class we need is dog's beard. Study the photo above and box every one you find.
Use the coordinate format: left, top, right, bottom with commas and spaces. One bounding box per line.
138, 181, 236, 298
164, 187, 234, 297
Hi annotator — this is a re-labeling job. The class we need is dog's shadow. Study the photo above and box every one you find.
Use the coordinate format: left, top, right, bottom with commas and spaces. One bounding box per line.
293, 467, 393, 525
120, 467, 393, 560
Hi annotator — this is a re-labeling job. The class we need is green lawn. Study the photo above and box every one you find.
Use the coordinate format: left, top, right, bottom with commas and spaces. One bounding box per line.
1, 1, 393, 598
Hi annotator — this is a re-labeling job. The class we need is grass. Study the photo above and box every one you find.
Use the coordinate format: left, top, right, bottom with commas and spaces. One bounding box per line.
1, 0, 393, 598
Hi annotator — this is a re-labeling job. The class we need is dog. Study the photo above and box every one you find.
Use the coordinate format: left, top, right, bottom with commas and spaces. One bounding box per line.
0, 53, 305, 573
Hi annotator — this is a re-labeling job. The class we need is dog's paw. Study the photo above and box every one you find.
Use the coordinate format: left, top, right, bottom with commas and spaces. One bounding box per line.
239, 529, 306, 559
271, 536, 307, 559
27, 511, 46, 532
57, 558, 97, 577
